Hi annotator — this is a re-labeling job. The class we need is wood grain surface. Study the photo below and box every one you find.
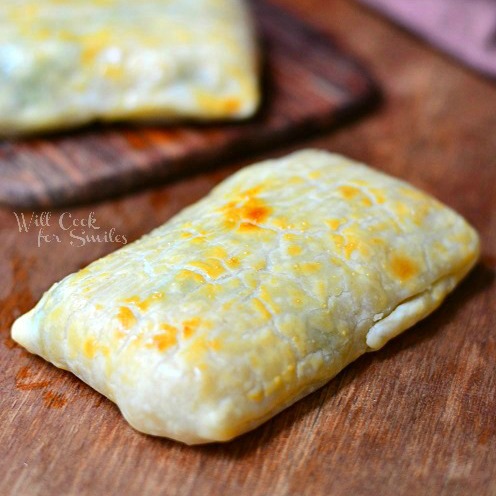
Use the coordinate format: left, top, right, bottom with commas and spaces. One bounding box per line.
0, 0, 377, 209
1, 0, 495, 495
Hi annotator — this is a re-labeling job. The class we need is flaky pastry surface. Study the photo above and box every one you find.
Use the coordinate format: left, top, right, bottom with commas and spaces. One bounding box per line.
12, 150, 479, 444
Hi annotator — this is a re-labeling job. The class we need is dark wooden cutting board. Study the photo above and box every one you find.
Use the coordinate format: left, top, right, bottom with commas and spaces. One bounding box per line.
0, 0, 377, 208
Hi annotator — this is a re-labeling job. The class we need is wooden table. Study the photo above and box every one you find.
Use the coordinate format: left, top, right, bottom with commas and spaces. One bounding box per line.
1, 0, 495, 494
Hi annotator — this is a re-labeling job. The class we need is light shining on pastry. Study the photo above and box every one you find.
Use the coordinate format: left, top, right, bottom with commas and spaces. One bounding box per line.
12, 150, 479, 444
0, 0, 259, 135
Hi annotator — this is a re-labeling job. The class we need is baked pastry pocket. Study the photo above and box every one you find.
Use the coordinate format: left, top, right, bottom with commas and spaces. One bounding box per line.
0, 0, 259, 135
12, 150, 479, 444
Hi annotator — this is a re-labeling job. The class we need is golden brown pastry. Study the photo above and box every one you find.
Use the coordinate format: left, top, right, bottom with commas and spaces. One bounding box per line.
12, 150, 479, 444
0, 0, 259, 135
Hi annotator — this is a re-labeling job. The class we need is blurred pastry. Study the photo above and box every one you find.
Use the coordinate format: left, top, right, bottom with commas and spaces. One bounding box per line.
0, 0, 259, 135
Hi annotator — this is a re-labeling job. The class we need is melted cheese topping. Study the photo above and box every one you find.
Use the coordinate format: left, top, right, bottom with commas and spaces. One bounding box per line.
0, 0, 259, 135
12, 150, 479, 444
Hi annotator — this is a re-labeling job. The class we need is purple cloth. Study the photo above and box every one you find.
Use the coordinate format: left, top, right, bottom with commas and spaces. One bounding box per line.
358, 0, 496, 79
